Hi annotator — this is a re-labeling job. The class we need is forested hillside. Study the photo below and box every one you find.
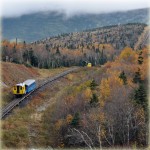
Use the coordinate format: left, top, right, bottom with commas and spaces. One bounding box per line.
2, 8, 149, 42
2, 46, 149, 148
1, 23, 148, 69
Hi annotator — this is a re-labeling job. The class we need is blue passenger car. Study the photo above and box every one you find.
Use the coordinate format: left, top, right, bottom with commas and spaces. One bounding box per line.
23, 79, 36, 93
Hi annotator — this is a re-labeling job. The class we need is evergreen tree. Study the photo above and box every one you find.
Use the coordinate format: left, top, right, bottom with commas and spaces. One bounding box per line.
99, 49, 107, 65
31, 55, 38, 67
81, 60, 87, 67
23, 41, 26, 46
99, 49, 104, 65
13, 45, 16, 53
133, 68, 142, 83
28, 49, 38, 67
91, 57, 95, 66
134, 84, 147, 110
90, 93, 99, 106
71, 112, 80, 126
138, 51, 143, 65
95, 48, 100, 53
119, 71, 127, 85
46, 44, 49, 50
56, 47, 60, 55
90, 79, 97, 90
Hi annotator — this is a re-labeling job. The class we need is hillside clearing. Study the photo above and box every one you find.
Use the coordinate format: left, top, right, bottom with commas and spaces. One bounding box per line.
1, 62, 69, 107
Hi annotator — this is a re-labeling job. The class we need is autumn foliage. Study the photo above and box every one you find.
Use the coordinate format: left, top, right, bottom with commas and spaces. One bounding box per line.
44, 46, 149, 148
2, 44, 148, 148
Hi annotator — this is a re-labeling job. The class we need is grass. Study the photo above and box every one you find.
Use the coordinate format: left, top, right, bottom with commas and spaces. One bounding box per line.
37, 67, 68, 78
1, 88, 14, 107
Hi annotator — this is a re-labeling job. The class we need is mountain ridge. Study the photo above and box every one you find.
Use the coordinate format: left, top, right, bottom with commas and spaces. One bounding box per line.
2, 8, 149, 42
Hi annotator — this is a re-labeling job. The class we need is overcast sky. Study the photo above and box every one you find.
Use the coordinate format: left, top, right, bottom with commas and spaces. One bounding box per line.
1, 0, 149, 18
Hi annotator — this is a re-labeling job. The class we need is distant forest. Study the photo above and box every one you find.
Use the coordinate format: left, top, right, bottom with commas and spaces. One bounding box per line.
1, 23, 147, 69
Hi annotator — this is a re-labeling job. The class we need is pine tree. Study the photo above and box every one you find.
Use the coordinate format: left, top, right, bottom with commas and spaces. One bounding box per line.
99, 49, 107, 65
133, 68, 142, 83
100, 49, 104, 65
82, 60, 87, 67
90, 79, 97, 90
119, 71, 127, 85
56, 47, 60, 55
90, 93, 99, 106
138, 51, 143, 65
134, 84, 147, 110
23, 41, 26, 46
46, 44, 49, 50
71, 112, 80, 126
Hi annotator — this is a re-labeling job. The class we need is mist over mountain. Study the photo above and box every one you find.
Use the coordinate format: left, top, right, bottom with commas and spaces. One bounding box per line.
2, 8, 149, 42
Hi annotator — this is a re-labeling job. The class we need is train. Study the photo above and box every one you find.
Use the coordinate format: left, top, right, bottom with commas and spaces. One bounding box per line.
87, 63, 92, 67
82, 61, 92, 67
12, 79, 36, 95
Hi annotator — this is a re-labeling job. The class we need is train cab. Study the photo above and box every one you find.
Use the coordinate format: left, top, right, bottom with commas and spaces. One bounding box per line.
87, 63, 92, 67
12, 83, 26, 95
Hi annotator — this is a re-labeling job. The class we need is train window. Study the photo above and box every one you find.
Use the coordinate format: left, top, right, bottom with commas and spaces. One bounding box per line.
20, 87, 22, 90
14, 87, 16, 90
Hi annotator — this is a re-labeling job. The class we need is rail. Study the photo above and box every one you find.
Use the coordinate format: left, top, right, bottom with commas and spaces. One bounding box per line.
1, 67, 78, 119
140, 31, 150, 48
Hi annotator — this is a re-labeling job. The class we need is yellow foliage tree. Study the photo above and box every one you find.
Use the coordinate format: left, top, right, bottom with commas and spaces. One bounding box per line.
67, 74, 74, 81
83, 88, 92, 101
119, 47, 137, 63
100, 79, 110, 107
66, 114, 73, 124
55, 119, 64, 131
100, 75, 124, 107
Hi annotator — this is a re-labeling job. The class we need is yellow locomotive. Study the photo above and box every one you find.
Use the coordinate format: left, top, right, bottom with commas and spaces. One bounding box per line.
13, 83, 26, 95
12, 79, 36, 95
87, 63, 92, 67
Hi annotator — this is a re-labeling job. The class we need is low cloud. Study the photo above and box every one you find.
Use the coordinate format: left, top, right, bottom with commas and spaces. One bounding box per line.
1, 0, 149, 18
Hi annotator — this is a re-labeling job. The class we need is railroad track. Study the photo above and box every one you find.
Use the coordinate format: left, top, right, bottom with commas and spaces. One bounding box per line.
140, 31, 150, 48
1, 67, 78, 119
134, 27, 150, 50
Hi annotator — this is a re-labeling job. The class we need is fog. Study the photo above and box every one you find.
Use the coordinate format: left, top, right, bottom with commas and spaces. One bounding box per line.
1, 0, 149, 18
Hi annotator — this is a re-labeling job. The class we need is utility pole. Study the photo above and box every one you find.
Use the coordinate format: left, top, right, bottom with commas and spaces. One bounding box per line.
16, 38, 17, 46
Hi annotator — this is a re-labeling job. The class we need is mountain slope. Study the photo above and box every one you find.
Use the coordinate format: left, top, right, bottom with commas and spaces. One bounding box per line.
1, 23, 147, 69
134, 26, 150, 50
2, 8, 149, 42
36, 23, 146, 50
1, 62, 69, 107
